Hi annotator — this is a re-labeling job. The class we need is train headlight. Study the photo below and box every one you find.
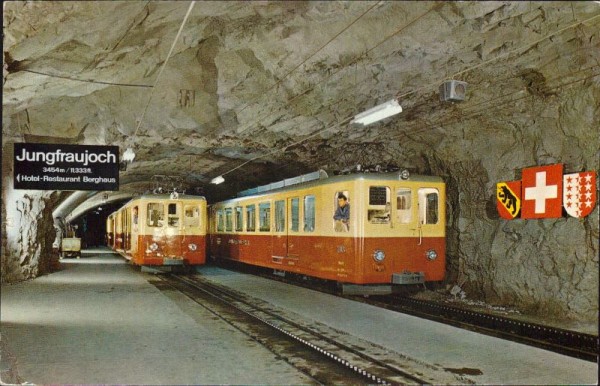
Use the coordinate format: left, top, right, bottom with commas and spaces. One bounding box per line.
425, 249, 438, 261
149, 242, 159, 252
188, 243, 197, 251
373, 249, 385, 262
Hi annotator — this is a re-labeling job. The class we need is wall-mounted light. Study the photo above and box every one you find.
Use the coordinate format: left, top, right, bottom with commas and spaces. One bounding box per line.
211, 175, 225, 185
122, 147, 136, 162
350, 99, 402, 126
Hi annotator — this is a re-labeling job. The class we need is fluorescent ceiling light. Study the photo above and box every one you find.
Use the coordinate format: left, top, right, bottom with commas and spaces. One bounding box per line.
122, 147, 136, 162
350, 99, 402, 126
211, 175, 225, 185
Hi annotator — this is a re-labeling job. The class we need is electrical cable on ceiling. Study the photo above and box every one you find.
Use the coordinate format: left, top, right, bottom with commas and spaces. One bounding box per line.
392, 70, 600, 141
21, 69, 153, 87
210, 3, 598, 181
131, 1, 196, 140
394, 12, 600, 101
236, 1, 380, 116
234, 3, 444, 137
244, 9, 599, 151
220, 115, 354, 177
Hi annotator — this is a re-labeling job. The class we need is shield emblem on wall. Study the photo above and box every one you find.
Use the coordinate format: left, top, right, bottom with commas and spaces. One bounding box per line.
496, 181, 521, 219
563, 171, 597, 218
521, 164, 563, 219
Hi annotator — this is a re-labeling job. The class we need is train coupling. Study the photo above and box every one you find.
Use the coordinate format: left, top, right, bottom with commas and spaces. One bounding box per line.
163, 258, 185, 266
392, 271, 425, 285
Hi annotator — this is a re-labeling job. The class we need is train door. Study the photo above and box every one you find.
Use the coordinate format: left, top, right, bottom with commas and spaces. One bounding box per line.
124, 207, 131, 252
272, 199, 287, 263
287, 197, 301, 260
182, 203, 202, 262
417, 188, 440, 244
258, 202, 273, 263
131, 205, 139, 256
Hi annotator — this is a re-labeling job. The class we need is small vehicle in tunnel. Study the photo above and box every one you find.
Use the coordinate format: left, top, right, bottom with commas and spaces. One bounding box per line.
209, 171, 445, 294
107, 194, 207, 270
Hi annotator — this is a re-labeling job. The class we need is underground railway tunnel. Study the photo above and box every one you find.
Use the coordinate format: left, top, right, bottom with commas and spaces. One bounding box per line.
1, 1, 598, 384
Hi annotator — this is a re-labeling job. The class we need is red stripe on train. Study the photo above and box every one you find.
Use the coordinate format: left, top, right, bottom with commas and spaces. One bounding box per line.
209, 234, 444, 284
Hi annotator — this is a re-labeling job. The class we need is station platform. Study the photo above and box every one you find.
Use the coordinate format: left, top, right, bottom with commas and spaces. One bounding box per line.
0, 250, 312, 385
194, 265, 598, 385
2, 250, 597, 385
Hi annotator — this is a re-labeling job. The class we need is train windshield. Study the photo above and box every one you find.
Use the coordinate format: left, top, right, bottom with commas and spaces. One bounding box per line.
367, 186, 390, 224
418, 188, 439, 224
396, 188, 412, 224
184, 205, 200, 228
168, 203, 179, 227
147, 203, 164, 227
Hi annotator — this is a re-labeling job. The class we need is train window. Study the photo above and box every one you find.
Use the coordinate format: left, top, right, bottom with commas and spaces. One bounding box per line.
184, 205, 200, 227
290, 197, 299, 232
246, 205, 256, 231
418, 188, 439, 224
217, 209, 224, 232
333, 191, 350, 232
147, 203, 164, 227
368, 186, 391, 224
304, 195, 315, 232
168, 203, 180, 227
235, 206, 243, 232
275, 200, 285, 232
259, 202, 271, 232
225, 208, 233, 232
396, 188, 412, 224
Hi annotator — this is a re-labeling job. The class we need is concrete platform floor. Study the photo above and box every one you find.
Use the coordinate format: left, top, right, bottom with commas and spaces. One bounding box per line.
196, 265, 598, 385
1, 250, 313, 385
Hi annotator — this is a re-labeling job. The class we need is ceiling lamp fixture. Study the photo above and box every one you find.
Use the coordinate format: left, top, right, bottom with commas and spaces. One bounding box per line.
122, 147, 136, 163
211, 175, 225, 185
350, 99, 402, 126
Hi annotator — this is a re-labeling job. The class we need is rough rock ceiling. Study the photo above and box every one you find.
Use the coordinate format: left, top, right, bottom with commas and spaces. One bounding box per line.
3, 1, 600, 200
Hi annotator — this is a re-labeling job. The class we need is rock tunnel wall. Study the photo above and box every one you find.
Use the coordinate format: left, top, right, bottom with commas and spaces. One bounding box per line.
418, 85, 599, 321
1, 141, 63, 284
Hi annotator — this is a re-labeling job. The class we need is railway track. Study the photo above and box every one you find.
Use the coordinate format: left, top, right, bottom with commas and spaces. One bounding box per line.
153, 273, 466, 385
216, 261, 598, 363
362, 295, 599, 363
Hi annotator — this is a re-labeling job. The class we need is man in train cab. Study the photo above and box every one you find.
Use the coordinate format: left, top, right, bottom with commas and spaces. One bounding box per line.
334, 193, 350, 232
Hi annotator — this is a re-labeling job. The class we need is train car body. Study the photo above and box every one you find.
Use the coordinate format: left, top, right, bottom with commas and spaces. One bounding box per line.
108, 195, 207, 269
209, 171, 445, 294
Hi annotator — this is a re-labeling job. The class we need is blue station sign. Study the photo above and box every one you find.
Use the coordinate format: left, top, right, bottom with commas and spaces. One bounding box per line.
13, 143, 119, 191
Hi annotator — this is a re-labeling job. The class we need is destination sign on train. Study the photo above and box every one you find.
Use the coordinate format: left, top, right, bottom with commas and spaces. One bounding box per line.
13, 142, 119, 191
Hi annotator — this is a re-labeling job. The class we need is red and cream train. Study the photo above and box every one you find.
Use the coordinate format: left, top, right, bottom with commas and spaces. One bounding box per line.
107, 170, 446, 293
107, 194, 207, 269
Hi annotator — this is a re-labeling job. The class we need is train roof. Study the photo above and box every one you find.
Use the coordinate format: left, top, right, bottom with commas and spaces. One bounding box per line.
118, 194, 206, 207
214, 171, 443, 205
133, 194, 207, 201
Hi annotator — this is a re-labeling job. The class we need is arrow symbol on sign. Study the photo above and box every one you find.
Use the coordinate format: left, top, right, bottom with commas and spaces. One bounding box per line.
16, 174, 21, 182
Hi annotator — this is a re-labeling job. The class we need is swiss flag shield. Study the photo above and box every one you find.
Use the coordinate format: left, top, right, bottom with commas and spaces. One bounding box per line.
563, 171, 597, 218
496, 181, 521, 219
521, 164, 563, 219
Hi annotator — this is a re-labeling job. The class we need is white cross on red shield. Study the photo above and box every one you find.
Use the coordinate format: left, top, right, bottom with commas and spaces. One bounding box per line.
521, 164, 563, 219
